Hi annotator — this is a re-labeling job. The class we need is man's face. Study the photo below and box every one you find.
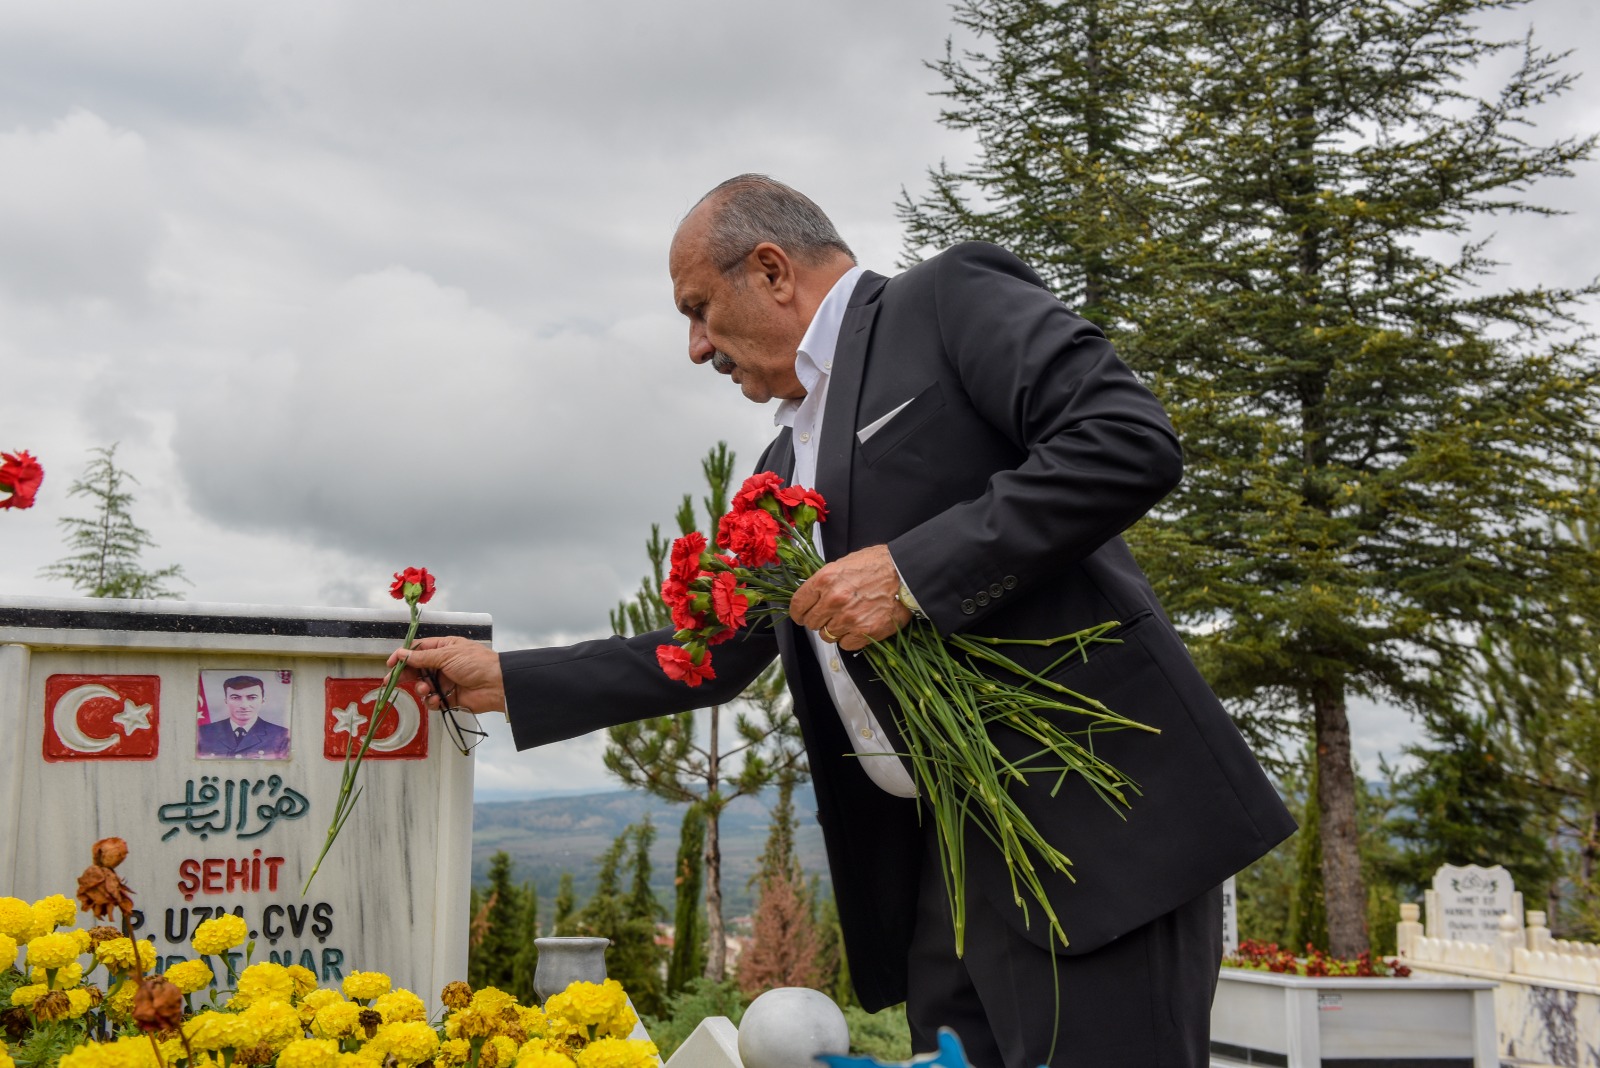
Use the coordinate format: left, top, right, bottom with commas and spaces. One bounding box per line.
224, 686, 264, 727
670, 212, 805, 405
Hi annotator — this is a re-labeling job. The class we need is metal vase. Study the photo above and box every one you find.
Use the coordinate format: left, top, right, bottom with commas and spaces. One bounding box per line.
533, 936, 611, 1002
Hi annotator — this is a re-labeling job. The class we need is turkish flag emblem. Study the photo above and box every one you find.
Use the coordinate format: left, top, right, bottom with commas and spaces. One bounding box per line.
323, 678, 429, 760
43, 674, 161, 761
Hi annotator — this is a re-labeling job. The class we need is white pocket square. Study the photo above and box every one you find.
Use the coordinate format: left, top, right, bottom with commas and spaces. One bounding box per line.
856, 398, 915, 444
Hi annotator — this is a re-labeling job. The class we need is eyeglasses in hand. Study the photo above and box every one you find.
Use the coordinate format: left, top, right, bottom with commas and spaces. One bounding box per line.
425, 670, 488, 755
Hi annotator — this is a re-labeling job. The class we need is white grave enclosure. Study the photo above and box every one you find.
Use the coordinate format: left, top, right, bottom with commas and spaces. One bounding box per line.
0, 595, 486, 1007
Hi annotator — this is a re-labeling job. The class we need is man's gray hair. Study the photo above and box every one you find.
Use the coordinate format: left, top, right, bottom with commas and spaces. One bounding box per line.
693, 174, 856, 275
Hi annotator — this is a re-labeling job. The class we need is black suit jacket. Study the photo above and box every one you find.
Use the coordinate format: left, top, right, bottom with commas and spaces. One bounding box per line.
197, 717, 291, 759
502, 243, 1295, 1011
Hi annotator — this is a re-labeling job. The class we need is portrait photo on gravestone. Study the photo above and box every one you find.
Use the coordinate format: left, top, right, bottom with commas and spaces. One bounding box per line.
196, 668, 293, 760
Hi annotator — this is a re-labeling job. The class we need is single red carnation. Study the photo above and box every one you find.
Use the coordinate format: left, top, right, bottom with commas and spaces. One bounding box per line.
776, 485, 828, 521
669, 532, 708, 585
0, 450, 44, 510
660, 577, 691, 609
657, 644, 715, 687
389, 567, 436, 604
670, 598, 704, 632
720, 509, 780, 567
710, 571, 749, 630
731, 471, 785, 513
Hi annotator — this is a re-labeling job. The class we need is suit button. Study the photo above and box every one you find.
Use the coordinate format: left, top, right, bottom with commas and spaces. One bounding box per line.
960, 599, 976, 614
975, 591, 990, 607
1003, 575, 1018, 589
989, 583, 1003, 598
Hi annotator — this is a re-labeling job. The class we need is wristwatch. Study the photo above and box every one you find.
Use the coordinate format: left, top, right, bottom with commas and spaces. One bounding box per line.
896, 578, 927, 620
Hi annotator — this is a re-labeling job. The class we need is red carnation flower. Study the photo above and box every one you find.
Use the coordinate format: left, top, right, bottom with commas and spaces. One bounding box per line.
0, 450, 44, 510
661, 577, 691, 610
718, 509, 780, 567
389, 566, 436, 605
731, 471, 785, 513
710, 571, 749, 630
656, 644, 715, 687
670, 598, 704, 632
669, 532, 708, 585
776, 485, 828, 522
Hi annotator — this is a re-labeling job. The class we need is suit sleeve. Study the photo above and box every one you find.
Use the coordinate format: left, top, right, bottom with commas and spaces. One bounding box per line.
500, 616, 780, 750
886, 243, 1183, 634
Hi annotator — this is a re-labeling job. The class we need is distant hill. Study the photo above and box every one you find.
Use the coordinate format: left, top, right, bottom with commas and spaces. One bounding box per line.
472, 785, 830, 917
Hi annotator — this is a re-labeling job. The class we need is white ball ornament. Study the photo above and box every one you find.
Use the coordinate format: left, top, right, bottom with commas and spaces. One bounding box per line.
737, 987, 851, 1068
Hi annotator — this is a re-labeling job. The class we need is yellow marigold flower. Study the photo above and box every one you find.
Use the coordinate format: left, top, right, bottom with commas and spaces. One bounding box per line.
58, 1036, 161, 1068
30, 961, 84, 989
312, 999, 363, 1040
10, 984, 46, 1008
377, 1022, 440, 1065
165, 958, 216, 995
278, 1039, 342, 1068
470, 986, 518, 1016
298, 987, 343, 1025
544, 981, 623, 1031
0, 1040, 14, 1068
31, 895, 76, 931
95, 937, 157, 975
0, 932, 16, 963
243, 999, 303, 1050
104, 980, 137, 1021
287, 964, 320, 998
72, 928, 93, 953
516, 1048, 578, 1068
341, 970, 392, 1002
437, 1038, 472, 1067
372, 988, 426, 1023
191, 914, 249, 956
25, 931, 82, 971
0, 899, 32, 941
597, 1002, 638, 1041
574, 1038, 658, 1068
232, 961, 295, 1008
186, 1009, 261, 1052
446, 1007, 498, 1040
65, 988, 94, 1019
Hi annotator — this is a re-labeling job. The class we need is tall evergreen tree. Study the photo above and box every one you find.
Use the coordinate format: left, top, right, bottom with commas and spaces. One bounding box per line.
552, 873, 578, 936
903, 0, 1600, 955
511, 881, 540, 1003
470, 851, 524, 992
41, 443, 188, 599
578, 823, 668, 1016
667, 804, 707, 995
606, 442, 808, 979
736, 776, 820, 997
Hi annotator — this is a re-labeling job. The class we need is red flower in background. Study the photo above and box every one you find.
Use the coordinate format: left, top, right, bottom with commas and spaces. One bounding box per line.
0, 450, 44, 509
776, 485, 828, 521
389, 566, 436, 604
670, 598, 705, 633
669, 532, 708, 584
731, 471, 785, 512
657, 644, 715, 687
718, 508, 780, 567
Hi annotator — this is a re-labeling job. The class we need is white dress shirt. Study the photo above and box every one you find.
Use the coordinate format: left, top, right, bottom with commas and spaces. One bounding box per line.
774, 266, 919, 799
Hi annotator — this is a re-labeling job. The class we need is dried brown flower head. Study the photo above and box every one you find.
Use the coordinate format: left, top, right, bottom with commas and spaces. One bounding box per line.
501, 1025, 527, 1047
85, 985, 105, 1008
132, 977, 184, 1033
76, 864, 135, 921
88, 925, 124, 948
93, 837, 130, 869
33, 990, 72, 1023
234, 1042, 277, 1066
1, 1006, 29, 1040
359, 1008, 383, 1039
478, 1043, 500, 1068
440, 982, 472, 1011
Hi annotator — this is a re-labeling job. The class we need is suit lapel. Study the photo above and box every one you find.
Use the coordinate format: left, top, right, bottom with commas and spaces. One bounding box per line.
816, 273, 884, 560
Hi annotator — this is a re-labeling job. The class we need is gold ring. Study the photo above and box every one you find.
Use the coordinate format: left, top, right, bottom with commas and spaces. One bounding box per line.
821, 627, 838, 643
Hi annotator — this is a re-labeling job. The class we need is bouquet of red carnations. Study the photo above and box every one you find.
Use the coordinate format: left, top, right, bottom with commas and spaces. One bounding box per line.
657, 472, 1156, 954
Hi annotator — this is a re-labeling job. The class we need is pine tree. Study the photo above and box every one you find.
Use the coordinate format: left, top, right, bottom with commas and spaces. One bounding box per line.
903, 0, 1600, 956
511, 881, 540, 1003
667, 804, 707, 996
41, 443, 188, 599
606, 442, 809, 979
577, 823, 667, 1016
553, 873, 578, 936
470, 852, 524, 992
735, 776, 820, 997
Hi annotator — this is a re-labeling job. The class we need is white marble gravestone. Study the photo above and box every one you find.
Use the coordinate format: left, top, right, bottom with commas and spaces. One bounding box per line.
0, 594, 486, 1007
1221, 874, 1238, 955
1429, 863, 1516, 944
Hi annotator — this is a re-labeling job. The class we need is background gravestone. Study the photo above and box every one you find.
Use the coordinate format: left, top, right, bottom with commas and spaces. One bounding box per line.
1430, 863, 1516, 943
0, 594, 486, 1006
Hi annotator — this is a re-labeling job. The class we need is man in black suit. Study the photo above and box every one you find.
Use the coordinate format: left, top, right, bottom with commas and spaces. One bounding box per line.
197, 675, 290, 759
396, 175, 1294, 1066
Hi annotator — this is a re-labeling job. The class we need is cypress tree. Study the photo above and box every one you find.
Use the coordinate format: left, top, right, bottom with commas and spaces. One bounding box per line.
667, 804, 707, 995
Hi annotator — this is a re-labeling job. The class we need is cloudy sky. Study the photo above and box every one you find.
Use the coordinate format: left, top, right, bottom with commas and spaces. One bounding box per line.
2, 0, 1595, 799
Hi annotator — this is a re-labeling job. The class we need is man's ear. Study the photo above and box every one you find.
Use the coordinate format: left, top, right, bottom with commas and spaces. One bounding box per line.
750, 243, 795, 304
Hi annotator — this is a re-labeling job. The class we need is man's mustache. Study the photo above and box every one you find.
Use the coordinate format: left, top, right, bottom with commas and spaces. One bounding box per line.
710, 351, 735, 373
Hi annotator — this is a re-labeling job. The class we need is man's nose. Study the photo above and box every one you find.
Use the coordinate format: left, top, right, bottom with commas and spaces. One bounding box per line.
688, 323, 713, 364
